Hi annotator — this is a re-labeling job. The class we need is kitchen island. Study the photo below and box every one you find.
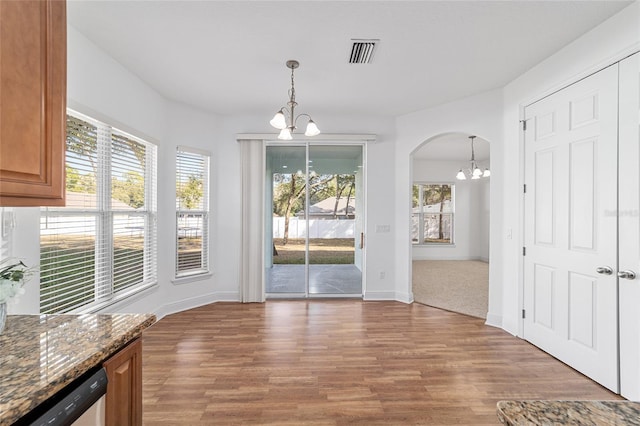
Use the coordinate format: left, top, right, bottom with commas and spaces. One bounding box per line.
497, 400, 640, 425
0, 313, 155, 425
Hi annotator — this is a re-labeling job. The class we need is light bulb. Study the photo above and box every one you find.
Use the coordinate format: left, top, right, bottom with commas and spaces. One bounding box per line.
472, 174, 481, 180
456, 170, 466, 180
304, 120, 320, 136
483, 168, 491, 177
278, 128, 292, 140
270, 110, 287, 129
472, 166, 483, 177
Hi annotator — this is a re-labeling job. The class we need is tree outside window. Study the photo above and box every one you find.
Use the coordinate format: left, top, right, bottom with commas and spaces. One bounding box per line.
412, 183, 454, 244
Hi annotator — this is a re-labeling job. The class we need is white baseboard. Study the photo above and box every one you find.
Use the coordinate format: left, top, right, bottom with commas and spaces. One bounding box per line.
154, 291, 239, 320
362, 291, 413, 304
363, 291, 397, 301
395, 291, 413, 304
500, 315, 519, 336
484, 312, 502, 329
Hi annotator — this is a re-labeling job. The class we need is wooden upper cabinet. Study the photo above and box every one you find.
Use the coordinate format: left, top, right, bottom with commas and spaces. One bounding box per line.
0, 0, 66, 206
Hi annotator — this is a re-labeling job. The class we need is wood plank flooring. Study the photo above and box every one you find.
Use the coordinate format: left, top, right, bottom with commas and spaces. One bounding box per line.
142, 301, 620, 425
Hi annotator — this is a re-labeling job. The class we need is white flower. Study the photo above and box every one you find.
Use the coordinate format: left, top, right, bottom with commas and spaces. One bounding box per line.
0, 280, 22, 303
0, 259, 36, 304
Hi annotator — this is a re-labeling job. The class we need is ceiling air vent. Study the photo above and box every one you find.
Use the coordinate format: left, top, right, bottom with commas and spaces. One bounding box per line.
349, 39, 379, 64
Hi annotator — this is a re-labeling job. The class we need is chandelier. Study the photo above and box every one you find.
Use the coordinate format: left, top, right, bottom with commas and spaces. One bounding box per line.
269, 60, 320, 140
456, 136, 490, 180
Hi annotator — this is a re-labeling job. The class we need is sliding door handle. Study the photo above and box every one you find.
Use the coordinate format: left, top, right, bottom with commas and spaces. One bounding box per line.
360, 232, 364, 249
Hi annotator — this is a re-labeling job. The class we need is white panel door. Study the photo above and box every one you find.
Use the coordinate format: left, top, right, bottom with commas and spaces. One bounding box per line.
523, 64, 619, 392
619, 52, 640, 400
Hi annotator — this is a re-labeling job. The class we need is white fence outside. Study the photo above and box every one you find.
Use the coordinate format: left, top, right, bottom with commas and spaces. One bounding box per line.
273, 217, 354, 239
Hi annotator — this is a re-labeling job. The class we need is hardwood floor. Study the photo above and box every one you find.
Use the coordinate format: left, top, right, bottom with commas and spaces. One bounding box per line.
142, 301, 620, 425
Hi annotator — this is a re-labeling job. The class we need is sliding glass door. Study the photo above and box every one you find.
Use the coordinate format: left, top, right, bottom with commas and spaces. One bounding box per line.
265, 144, 307, 295
265, 143, 364, 297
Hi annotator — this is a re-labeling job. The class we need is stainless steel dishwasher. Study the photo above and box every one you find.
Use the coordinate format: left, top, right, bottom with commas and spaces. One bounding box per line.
15, 367, 107, 426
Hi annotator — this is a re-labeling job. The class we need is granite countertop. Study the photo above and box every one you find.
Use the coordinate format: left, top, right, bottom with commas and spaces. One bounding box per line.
0, 313, 155, 425
497, 400, 640, 425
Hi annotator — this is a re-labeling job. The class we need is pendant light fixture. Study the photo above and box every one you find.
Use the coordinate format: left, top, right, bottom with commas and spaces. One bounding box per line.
456, 136, 490, 180
270, 60, 320, 140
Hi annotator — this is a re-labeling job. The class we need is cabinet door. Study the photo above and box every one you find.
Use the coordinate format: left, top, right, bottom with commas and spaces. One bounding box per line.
103, 338, 142, 426
0, 0, 66, 206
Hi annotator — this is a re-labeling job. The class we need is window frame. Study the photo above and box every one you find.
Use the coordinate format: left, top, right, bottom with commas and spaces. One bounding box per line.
175, 146, 211, 280
412, 182, 455, 246
40, 110, 158, 314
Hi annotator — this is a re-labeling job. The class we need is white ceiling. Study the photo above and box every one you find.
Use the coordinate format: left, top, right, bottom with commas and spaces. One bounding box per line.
67, 0, 631, 119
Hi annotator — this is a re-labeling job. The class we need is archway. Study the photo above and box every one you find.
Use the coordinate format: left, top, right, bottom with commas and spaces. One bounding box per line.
410, 132, 490, 318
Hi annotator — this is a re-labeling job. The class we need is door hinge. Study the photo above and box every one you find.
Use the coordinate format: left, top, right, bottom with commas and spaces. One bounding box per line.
522, 309, 526, 319
521, 120, 527, 131
523, 247, 526, 256
523, 184, 527, 194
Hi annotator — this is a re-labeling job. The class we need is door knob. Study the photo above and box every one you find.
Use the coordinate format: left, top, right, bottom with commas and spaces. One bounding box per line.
617, 270, 637, 280
596, 266, 613, 275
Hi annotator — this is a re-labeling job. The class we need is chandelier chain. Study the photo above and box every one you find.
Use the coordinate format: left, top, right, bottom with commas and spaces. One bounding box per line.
289, 65, 296, 107
470, 136, 476, 163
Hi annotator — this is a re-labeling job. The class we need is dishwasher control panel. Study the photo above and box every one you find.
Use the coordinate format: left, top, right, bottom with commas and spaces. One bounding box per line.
26, 367, 108, 426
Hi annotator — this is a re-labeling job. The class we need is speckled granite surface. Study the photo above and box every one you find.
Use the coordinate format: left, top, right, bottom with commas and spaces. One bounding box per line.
0, 313, 155, 425
497, 400, 640, 425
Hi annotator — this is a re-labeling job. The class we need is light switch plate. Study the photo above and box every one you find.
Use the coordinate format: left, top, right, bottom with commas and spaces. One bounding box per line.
376, 224, 390, 233
1, 209, 13, 238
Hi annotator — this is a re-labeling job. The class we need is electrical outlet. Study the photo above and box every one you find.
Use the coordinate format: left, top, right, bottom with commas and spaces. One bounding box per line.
379, 271, 386, 279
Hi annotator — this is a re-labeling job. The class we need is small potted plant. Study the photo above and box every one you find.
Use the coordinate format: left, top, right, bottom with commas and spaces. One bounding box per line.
0, 259, 36, 333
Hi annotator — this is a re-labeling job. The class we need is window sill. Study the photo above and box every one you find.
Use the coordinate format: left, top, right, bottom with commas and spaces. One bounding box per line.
74, 281, 159, 314
172, 272, 213, 285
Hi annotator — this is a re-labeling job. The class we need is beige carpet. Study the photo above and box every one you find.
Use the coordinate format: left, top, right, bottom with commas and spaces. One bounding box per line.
412, 260, 489, 319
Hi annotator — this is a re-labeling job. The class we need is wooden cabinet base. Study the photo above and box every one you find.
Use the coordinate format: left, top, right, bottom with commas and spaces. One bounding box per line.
103, 338, 142, 426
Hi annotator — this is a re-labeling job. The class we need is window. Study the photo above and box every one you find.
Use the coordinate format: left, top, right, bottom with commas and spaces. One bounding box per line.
40, 111, 157, 314
175, 147, 210, 278
412, 183, 454, 245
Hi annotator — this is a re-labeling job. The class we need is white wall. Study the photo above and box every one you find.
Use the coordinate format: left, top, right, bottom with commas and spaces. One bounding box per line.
500, 1, 640, 335
472, 177, 490, 262
6, 26, 229, 318
394, 89, 504, 323
394, 1, 639, 330
66, 28, 166, 142
219, 113, 399, 301
114, 101, 229, 318
7, 2, 637, 328
411, 159, 490, 261
5, 100, 399, 312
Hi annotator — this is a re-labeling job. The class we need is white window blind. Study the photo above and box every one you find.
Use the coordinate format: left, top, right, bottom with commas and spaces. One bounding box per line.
40, 112, 157, 314
176, 147, 210, 278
